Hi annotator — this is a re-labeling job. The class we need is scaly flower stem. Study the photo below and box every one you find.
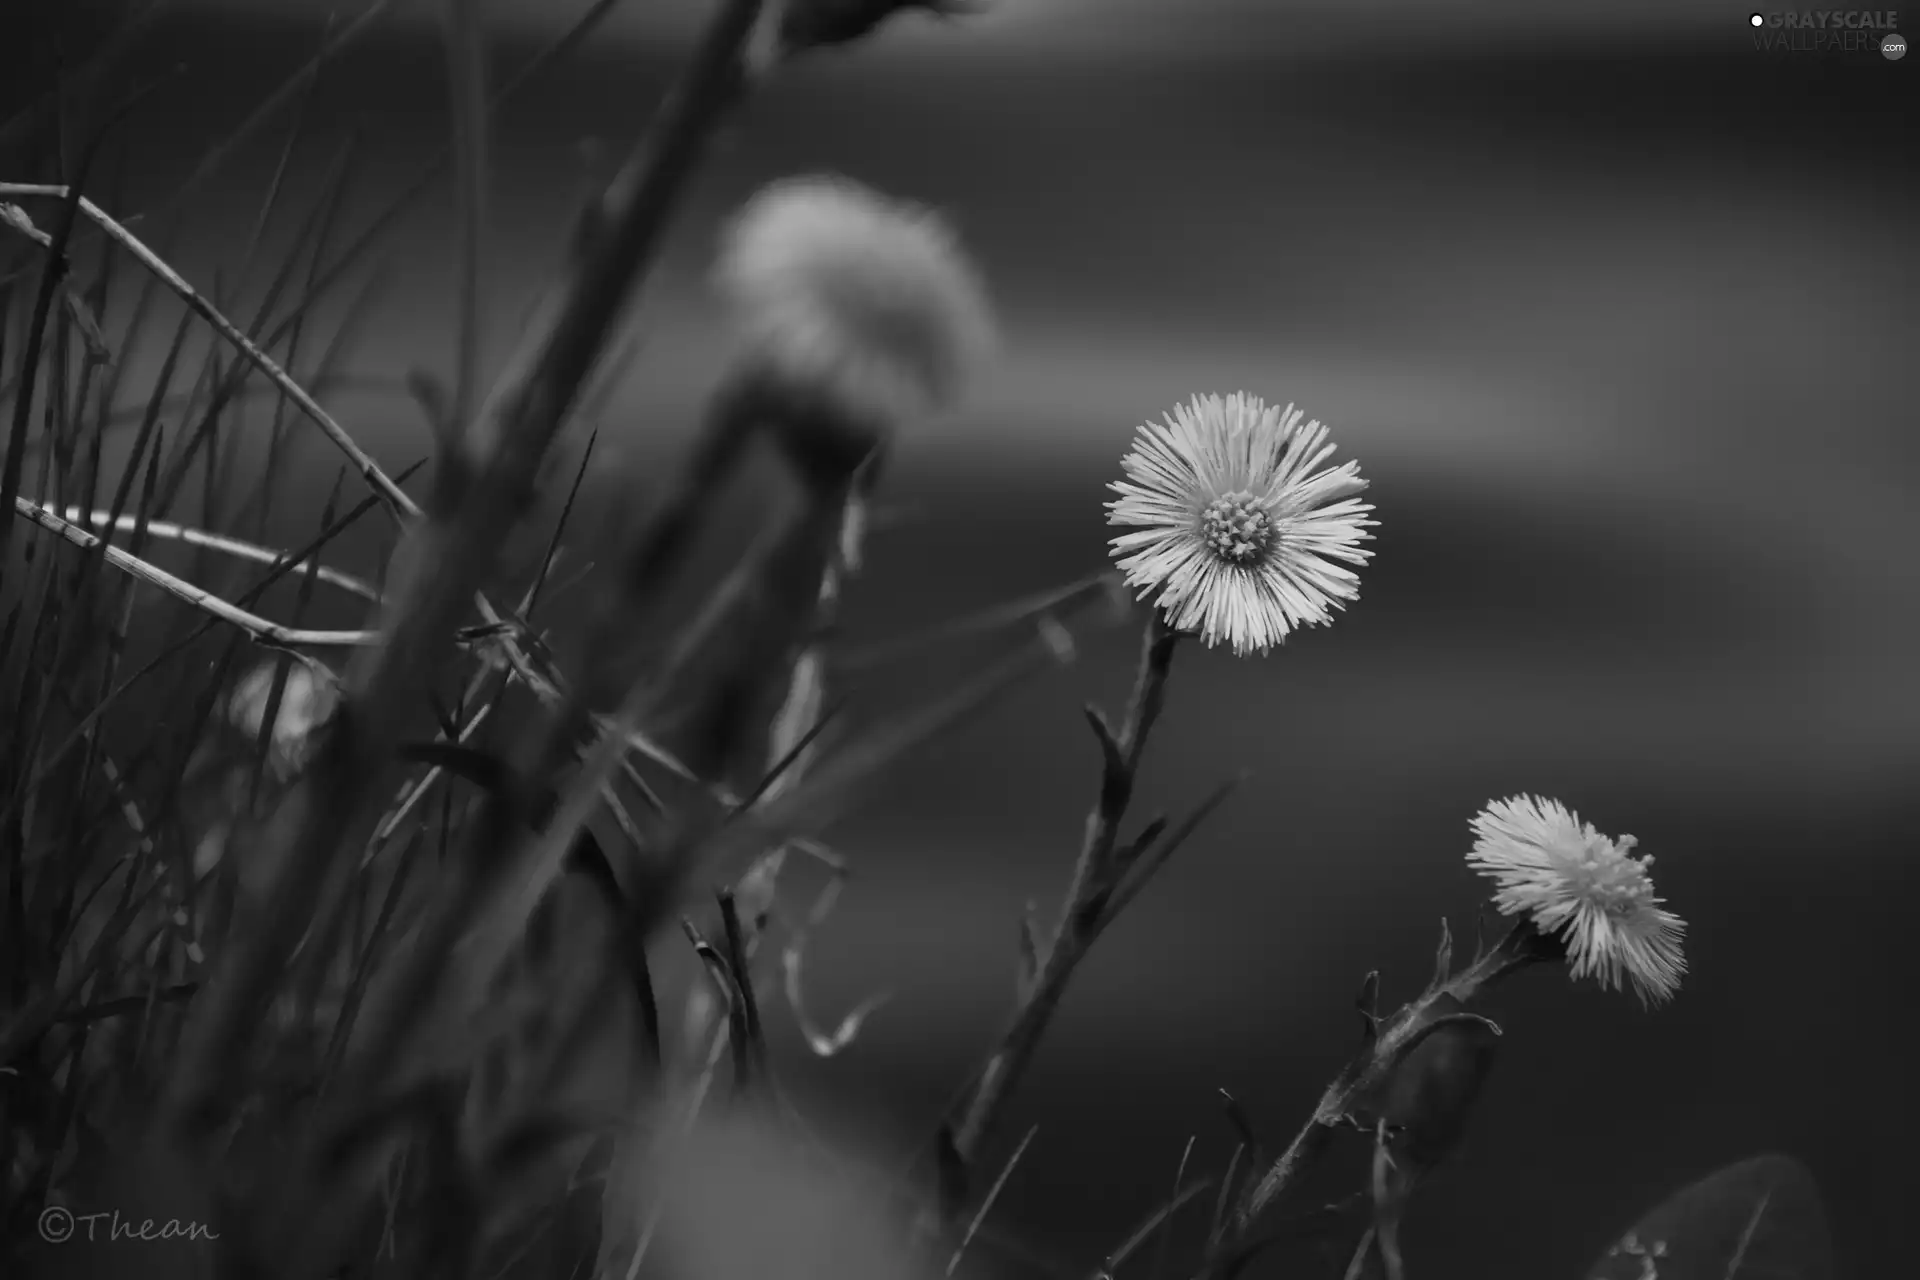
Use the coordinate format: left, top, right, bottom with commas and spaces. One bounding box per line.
946, 612, 1179, 1180
1197, 921, 1556, 1279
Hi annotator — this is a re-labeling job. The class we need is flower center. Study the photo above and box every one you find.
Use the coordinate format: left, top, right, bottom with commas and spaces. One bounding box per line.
1569, 836, 1657, 917
1200, 491, 1276, 566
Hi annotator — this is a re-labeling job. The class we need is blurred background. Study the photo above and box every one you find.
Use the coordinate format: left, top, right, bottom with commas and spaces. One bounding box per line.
4, 1, 1915, 1277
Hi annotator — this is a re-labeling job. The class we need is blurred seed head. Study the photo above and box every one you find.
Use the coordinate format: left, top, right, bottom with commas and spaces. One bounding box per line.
225, 657, 340, 778
715, 174, 997, 440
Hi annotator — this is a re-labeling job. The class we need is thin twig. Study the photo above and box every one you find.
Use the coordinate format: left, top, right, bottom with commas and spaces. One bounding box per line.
365, 677, 499, 859
0, 184, 416, 516
948, 1125, 1038, 1277
0, 167, 87, 569
1154, 1137, 1198, 1280
46, 503, 381, 600
12, 496, 379, 647
1094, 1175, 1218, 1280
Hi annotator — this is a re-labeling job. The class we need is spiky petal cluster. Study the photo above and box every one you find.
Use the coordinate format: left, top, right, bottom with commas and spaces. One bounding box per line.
714, 174, 996, 430
1466, 795, 1687, 1007
1105, 392, 1376, 656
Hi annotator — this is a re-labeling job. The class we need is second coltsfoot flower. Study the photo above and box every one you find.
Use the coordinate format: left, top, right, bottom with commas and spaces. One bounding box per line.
1466, 794, 1688, 1007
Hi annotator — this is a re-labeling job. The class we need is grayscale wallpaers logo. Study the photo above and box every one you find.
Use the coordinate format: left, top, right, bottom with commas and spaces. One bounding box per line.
1748, 10, 1906, 55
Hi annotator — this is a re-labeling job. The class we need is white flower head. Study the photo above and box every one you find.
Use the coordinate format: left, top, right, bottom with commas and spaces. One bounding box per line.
227, 658, 339, 777
1106, 392, 1376, 657
1466, 795, 1687, 1007
715, 174, 996, 429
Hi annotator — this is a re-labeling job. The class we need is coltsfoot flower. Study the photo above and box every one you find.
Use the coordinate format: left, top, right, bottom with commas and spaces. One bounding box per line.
1466, 795, 1687, 1007
1105, 392, 1375, 656
714, 174, 996, 431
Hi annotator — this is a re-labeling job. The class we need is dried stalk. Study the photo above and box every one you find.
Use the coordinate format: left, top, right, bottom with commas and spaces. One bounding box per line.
12, 495, 379, 647
42, 503, 382, 600
0, 183, 414, 515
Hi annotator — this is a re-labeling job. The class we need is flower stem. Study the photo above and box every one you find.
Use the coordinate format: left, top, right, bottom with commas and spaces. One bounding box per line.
1198, 919, 1556, 1278
945, 612, 1180, 1189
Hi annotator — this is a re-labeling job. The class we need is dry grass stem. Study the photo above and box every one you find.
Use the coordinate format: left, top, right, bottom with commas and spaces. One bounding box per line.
12, 495, 381, 647
45, 502, 382, 600
0, 183, 416, 516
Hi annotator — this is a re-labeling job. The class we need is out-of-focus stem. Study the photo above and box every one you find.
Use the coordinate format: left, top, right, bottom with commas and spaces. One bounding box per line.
156, 2, 770, 1270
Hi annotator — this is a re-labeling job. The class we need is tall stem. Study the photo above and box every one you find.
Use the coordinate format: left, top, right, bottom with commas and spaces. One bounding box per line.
947, 613, 1179, 1172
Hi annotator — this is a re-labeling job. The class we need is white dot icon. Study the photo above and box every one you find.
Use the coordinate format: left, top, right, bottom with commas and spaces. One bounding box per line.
1749, 12, 1764, 25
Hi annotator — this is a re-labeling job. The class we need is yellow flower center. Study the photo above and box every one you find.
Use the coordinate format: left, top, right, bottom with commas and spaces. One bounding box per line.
1201, 491, 1276, 565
